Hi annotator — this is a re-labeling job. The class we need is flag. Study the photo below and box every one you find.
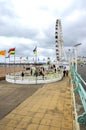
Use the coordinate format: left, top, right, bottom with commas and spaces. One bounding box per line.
33, 47, 37, 54
32, 58, 34, 61
9, 51, 15, 55
43, 58, 45, 61
26, 56, 28, 60
8, 48, 15, 55
20, 55, 22, 59
38, 58, 40, 61
0, 50, 6, 56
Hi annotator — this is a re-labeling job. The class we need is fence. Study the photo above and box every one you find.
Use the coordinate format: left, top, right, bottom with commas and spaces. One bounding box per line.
6, 71, 63, 84
70, 64, 86, 124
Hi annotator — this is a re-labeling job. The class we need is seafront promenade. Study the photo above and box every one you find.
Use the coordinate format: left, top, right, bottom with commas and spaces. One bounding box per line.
0, 77, 74, 130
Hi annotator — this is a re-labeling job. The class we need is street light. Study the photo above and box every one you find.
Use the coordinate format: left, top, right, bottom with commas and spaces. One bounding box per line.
73, 43, 82, 71
68, 49, 71, 65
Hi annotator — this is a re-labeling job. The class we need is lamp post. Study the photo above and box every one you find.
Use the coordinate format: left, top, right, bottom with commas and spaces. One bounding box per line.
74, 43, 82, 71
67, 49, 71, 66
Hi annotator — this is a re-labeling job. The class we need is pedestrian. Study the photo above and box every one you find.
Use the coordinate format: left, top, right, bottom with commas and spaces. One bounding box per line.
63, 68, 66, 77
66, 70, 69, 76
21, 71, 24, 80
34, 70, 38, 77
30, 69, 33, 76
42, 67, 45, 72
54, 67, 56, 73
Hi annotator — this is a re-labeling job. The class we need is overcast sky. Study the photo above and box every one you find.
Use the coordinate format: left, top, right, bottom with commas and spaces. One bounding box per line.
0, 0, 86, 62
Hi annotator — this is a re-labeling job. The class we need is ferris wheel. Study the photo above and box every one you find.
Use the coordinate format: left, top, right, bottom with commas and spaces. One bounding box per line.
55, 19, 63, 63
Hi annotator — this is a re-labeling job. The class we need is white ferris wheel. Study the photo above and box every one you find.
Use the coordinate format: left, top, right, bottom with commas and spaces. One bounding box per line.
55, 19, 67, 64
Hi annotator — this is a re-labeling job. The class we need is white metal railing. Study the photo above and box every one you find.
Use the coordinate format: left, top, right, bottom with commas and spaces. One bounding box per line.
6, 72, 63, 84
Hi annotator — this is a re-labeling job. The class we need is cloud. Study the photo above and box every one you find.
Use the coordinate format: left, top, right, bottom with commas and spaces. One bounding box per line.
0, 0, 86, 63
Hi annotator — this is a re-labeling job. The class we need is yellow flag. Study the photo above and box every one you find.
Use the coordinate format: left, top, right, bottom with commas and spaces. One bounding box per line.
33, 47, 37, 54
0, 50, 6, 56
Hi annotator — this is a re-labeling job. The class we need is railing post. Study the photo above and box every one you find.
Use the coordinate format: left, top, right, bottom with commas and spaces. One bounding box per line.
77, 112, 86, 124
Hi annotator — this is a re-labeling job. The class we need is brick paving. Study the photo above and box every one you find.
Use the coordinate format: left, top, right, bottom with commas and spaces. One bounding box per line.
0, 77, 73, 130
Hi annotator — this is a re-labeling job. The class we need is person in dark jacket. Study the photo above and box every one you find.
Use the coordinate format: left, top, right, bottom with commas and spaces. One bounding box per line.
21, 72, 24, 80
63, 68, 66, 77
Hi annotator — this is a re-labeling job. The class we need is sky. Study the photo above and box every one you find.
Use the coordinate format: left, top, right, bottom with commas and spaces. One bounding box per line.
0, 0, 86, 62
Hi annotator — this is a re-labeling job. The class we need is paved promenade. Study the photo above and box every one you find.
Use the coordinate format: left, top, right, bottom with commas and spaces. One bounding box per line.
0, 77, 73, 130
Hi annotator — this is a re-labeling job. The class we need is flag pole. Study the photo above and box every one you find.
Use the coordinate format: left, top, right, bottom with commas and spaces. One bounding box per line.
5, 51, 6, 76
33, 46, 37, 84
20, 56, 22, 70
9, 54, 10, 75
36, 46, 37, 84
14, 48, 16, 82
20, 58, 21, 69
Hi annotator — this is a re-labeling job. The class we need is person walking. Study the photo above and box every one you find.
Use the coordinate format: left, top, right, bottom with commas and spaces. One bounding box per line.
21, 71, 24, 80
30, 69, 33, 76
66, 70, 69, 76
63, 68, 66, 77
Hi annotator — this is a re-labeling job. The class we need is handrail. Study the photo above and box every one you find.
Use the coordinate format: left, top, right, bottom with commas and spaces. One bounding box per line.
70, 64, 86, 124
76, 73, 86, 86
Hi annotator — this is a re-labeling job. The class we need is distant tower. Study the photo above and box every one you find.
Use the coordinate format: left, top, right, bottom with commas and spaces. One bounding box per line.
55, 19, 63, 63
